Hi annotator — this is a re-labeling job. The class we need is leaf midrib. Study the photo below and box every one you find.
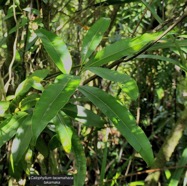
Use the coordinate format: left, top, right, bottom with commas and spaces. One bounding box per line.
56, 113, 72, 152
37, 32, 64, 71
82, 19, 109, 61
33, 76, 73, 123
87, 38, 157, 67
81, 87, 143, 152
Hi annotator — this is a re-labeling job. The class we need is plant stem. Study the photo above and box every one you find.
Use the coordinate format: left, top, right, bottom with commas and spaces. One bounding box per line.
99, 142, 108, 186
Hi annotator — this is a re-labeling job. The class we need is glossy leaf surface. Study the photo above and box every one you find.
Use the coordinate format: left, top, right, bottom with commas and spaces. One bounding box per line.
85, 32, 161, 67
11, 114, 32, 164
81, 17, 110, 63
72, 130, 86, 186
35, 29, 72, 74
63, 104, 104, 128
15, 69, 49, 97
32, 74, 80, 143
138, 54, 187, 72
87, 67, 139, 100
54, 112, 73, 153
0, 101, 10, 117
19, 93, 39, 111
0, 112, 28, 148
79, 86, 154, 166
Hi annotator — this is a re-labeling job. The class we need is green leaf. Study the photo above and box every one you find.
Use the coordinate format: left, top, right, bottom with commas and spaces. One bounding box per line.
48, 135, 61, 150
0, 112, 28, 148
78, 86, 154, 166
15, 69, 50, 97
36, 136, 49, 158
11, 114, 32, 164
0, 101, 10, 117
0, 37, 6, 47
137, 54, 187, 72
9, 16, 28, 34
81, 17, 110, 63
141, 0, 162, 23
52, 111, 86, 185
129, 181, 145, 186
72, 130, 86, 186
35, 29, 72, 74
9, 154, 27, 179
148, 39, 187, 51
53, 112, 73, 153
63, 104, 104, 128
85, 32, 161, 67
25, 33, 38, 52
87, 67, 139, 100
32, 74, 80, 143
169, 147, 187, 186
19, 93, 39, 111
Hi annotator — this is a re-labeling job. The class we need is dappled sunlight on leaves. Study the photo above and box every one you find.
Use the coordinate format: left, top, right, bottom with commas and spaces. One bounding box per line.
35, 29, 72, 74
0, 112, 28, 148
81, 17, 110, 63
85, 32, 161, 67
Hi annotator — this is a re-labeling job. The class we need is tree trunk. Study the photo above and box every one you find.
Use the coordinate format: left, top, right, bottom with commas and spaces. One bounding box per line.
145, 109, 187, 185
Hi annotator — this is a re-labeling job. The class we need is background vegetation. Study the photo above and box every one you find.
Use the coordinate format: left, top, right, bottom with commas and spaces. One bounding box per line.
0, 0, 187, 185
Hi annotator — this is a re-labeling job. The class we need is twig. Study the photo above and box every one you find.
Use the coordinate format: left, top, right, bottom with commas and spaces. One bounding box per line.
132, 0, 154, 37
97, 165, 187, 185
83, 11, 187, 85
4, 0, 19, 93
108, 10, 187, 69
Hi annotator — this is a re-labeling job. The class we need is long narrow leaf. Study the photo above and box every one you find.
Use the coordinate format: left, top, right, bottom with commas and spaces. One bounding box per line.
54, 112, 86, 186
79, 86, 154, 166
63, 104, 104, 128
85, 32, 161, 67
137, 54, 187, 72
87, 67, 139, 100
19, 93, 39, 111
15, 69, 50, 97
0, 101, 10, 117
32, 75, 80, 143
148, 39, 187, 51
81, 17, 110, 63
11, 114, 32, 164
36, 136, 49, 158
72, 130, 86, 186
53, 112, 73, 153
141, 0, 162, 23
35, 29, 72, 74
0, 112, 28, 148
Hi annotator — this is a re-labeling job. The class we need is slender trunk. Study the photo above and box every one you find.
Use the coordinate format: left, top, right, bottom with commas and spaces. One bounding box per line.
145, 109, 187, 185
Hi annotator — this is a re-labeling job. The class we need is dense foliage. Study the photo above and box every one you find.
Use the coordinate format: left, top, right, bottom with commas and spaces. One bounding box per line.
0, 0, 187, 185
